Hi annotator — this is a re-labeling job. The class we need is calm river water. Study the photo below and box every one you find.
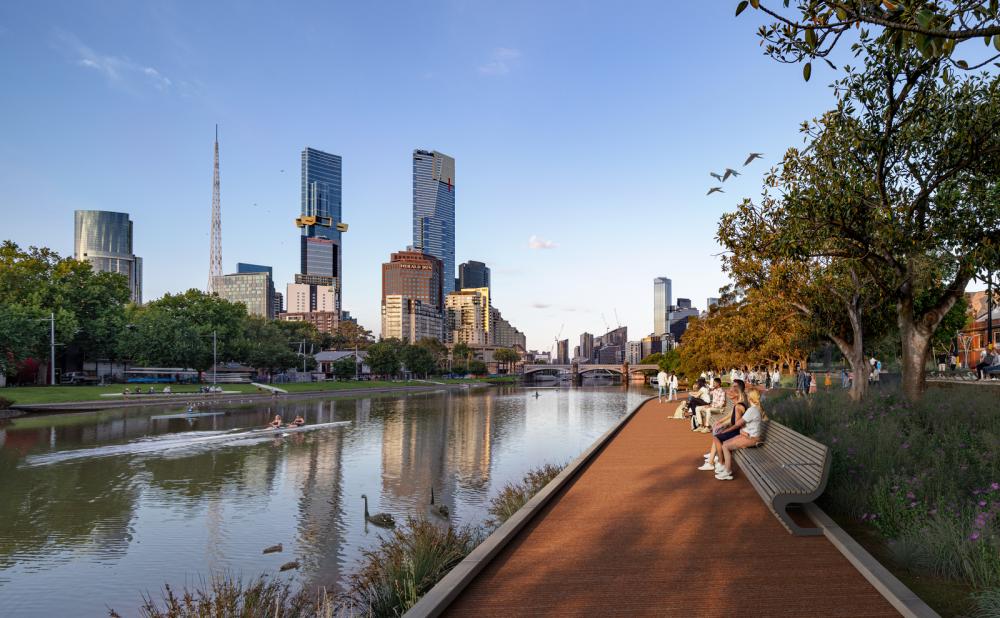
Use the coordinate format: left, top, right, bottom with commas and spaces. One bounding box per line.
0, 385, 648, 617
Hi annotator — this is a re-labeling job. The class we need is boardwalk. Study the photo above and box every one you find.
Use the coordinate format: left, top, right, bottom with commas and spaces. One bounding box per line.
445, 399, 899, 617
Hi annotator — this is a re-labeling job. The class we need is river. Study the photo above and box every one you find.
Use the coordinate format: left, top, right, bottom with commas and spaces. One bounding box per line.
0, 385, 648, 617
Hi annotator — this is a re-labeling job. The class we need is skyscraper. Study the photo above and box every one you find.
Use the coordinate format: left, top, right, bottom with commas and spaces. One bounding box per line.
382, 249, 445, 310
458, 260, 490, 293
412, 149, 456, 295
74, 210, 142, 303
295, 147, 344, 312
653, 277, 672, 336
580, 332, 594, 362
213, 271, 275, 319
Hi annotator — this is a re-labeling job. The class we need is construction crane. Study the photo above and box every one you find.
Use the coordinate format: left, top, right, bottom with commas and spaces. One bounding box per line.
551, 323, 565, 362
613, 308, 622, 329
600, 313, 611, 333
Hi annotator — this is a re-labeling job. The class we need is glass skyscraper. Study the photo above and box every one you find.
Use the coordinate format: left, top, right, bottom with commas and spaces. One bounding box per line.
458, 260, 490, 292
412, 149, 456, 295
295, 147, 343, 312
653, 277, 672, 336
74, 210, 142, 304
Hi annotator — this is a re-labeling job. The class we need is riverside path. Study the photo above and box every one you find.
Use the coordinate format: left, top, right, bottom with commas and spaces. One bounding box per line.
442, 399, 901, 616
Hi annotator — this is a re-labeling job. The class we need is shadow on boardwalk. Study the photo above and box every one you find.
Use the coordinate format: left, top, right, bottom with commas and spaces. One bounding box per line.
445, 399, 899, 617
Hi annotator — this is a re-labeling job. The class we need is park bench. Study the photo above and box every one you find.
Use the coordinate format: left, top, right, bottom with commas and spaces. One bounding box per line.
733, 420, 832, 536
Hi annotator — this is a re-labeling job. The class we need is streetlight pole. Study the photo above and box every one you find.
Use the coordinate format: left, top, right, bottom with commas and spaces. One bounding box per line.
213, 330, 217, 386
49, 312, 55, 385
988, 269, 994, 350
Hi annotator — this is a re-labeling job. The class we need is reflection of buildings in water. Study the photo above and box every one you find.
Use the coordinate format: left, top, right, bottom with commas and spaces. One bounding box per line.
445, 391, 492, 491
204, 498, 225, 573
557, 390, 571, 426
353, 397, 371, 424
289, 428, 347, 586
380, 395, 448, 505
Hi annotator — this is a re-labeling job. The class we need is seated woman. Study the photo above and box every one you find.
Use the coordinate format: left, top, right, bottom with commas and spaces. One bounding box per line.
698, 379, 747, 470
685, 378, 711, 419
268, 414, 283, 429
714, 389, 766, 481
290, 415, 305, 427
693, 377, 728, 432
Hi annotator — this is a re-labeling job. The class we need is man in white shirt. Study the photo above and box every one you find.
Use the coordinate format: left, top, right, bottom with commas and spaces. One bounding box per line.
657, 369, 668, 402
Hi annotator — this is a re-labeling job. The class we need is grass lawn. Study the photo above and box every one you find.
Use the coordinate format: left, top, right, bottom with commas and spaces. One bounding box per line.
1, 378, 491, 406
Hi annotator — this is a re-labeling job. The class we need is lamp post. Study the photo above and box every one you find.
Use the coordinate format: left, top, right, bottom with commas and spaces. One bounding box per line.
212, 330, 218, 386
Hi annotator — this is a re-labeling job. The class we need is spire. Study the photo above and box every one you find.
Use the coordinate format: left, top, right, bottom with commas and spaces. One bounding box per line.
208, 126, 222, 293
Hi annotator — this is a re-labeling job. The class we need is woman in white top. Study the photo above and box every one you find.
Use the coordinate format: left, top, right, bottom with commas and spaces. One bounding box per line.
668, 373, 678, 401
715, 389, 766, 481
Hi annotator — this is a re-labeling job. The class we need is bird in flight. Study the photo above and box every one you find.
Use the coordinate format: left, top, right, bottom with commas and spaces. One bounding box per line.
723, 168, 741, 181
710, 171, 724, 182
706, 187, 724, 196
743, 152, 764, 166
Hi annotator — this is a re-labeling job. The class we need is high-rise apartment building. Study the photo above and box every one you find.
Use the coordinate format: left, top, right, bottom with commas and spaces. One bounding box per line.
295, 147, 344, 312
445, 288, 489, 345
556, 339, 569, 364
580, 332, 594, 362
213, 271, 275, 319
626, 341, 643, 365
74, 210, 143, 303
382, 249, 444, 310
412, 150, 456, 295
653, 277, 672, 336
381, 295, 444, 343
491, 309, 526, 349
458, 261, 490, 293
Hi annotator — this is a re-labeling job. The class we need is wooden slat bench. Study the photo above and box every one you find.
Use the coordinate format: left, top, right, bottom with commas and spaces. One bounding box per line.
733, 420, 832, 536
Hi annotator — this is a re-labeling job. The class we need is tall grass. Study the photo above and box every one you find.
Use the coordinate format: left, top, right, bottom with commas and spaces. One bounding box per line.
770, 387, 1000, 595
486, 463, 564, 526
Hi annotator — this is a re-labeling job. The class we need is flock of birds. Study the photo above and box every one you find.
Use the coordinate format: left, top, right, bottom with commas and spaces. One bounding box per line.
706, 152, 764, 196
261, 489, 446, 571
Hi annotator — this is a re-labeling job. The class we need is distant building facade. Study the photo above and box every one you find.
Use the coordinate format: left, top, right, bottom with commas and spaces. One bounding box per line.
706, 297, 721, 310
653, 277, 672, 336
580, 332, 594, 362
74, 210, 142, 303
412, 150, 456, 295
556, 339, 569, 364
295, 147, 344, 314
445, 288, 489, 345
381, 295, 444, 343
458, 260, 490, 293
212, 271, 276, 319
279, 311, 338, 334
382, 249, 444, 310
626, 341, 643, 365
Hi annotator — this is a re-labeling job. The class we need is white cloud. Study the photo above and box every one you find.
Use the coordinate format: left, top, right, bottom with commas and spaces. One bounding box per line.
478, 47, 521, 75
56, 30, 172, 91
528, 235, 557, 250
531, 302, 551, 309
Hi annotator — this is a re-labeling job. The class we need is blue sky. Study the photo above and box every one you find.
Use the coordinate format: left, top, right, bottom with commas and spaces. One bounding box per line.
1, 1, 856, 351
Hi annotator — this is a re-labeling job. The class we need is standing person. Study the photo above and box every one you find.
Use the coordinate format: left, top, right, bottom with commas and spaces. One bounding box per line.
669, 372, 679, 401
657, 368, 669, 403
824, 372, 832, 390
841, 367, 849, 389
874, 359, 882, 384
764, 371, 772, 390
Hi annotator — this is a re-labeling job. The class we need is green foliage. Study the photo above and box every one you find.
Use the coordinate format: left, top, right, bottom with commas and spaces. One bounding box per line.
401, 344, 436, 377
367, 339, 402, 377
0, 397, 12, 409
487, 463, 565, 527
658, 349, 680, 373
415, 337, 449, 372
466, 360, 487, 375
330, 321, 375, 350
771, 386, 1000, 594
493, 347, 521, 374
241, 316, 300, 374
331, 355, 358, 380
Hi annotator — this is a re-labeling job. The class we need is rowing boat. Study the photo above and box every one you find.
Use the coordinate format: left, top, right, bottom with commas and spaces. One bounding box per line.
185, 420, 352, 444
150, 412, 226, 420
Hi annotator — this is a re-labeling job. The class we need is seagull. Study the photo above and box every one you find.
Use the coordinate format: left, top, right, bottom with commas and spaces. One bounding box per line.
706, 187, 724, 196
743, 152, 764, 166
280, 169, 285, 173
722, 168, 741, 181
710, 171, 724, 182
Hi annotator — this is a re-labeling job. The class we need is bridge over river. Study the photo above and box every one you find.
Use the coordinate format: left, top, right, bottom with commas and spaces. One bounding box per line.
522, 362, 660, 382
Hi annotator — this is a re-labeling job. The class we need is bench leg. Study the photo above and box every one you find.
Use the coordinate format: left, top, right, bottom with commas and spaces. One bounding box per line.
773, 497, 824, 536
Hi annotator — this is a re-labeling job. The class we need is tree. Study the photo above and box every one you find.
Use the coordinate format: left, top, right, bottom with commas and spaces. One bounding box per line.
740, 45, 1000, 400
467, 360, 487, 375
493, 348, 521, 374
401, 344, 436, 377
737, 0, 1000, 78
366, 339, 402, 378
330, 321, 375, 350
331, 355, 358, 380
639, 353, 663, 365
451, 342, 472, 372
242, 317, 300, 375
658, 349, 681, 373
415, 337, 449, 372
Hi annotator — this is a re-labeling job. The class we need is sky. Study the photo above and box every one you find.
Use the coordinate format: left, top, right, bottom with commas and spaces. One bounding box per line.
0, 1, 900, 352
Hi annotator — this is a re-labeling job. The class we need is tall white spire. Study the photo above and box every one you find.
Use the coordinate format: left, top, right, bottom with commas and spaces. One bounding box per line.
208, 125, 222, 293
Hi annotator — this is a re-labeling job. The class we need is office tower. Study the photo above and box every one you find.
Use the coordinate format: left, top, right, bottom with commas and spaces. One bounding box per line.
237, 263, 272, 276
573, 345, 581, 360
653, 277, 672, 336
381, 295, 444, 343
670, 298, 700, 323
641, 334, 662, 359
212, 271, 275, 319
556, 339, 569, 364
412, 149, 456, 295
626, 341, 643, 365
458, 261, 490, 293
74, 210, 143, 304
295, 147, 345, 312
580, 332, 594, 362
382, 249, 445, 310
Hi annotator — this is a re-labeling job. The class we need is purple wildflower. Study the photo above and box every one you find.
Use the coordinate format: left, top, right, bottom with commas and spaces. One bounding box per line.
901, 442, 910, 449
980, 500, 987, 507
970, 532, 981, 541
992, 482, 999, 491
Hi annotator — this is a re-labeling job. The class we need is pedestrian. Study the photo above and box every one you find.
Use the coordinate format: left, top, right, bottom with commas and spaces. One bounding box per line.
841, 367, 849, 389
657, 368, 668, 403
669, 372, 678, 401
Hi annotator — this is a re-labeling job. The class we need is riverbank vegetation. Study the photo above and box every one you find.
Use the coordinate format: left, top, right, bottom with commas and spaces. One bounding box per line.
770, 386, 1000, 616
119, 463, 566, 617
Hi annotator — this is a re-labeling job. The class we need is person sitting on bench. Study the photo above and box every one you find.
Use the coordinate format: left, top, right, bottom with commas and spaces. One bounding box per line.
699, 379, 747, 471
692, 377, 727, 432
714, 389, 767, 481
685, 378, 711, 420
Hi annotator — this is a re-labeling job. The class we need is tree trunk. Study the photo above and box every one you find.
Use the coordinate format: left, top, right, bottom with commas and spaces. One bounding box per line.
898, 306, 933, 403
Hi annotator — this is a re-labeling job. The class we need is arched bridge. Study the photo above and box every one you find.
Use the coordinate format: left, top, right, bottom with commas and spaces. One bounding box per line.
522, 363, 659, 378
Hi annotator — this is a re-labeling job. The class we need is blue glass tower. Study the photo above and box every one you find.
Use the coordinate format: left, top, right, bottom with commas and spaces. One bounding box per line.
295, 147, 343, 311
412, 150, 456, 295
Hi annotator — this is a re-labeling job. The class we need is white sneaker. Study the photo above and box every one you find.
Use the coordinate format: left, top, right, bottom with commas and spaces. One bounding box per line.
714, 463, 726, 474
697, 463, 715, 471
704, 453, 712, 459
715, 471, 733, 480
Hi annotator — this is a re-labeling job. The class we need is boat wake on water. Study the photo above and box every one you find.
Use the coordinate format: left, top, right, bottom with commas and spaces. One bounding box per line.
21, 421, 352, 468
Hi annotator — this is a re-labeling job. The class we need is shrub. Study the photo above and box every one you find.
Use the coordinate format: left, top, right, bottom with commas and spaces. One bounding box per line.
487, 463, 564, 527
770, 386, 1000, 594
0, 397, 12, 410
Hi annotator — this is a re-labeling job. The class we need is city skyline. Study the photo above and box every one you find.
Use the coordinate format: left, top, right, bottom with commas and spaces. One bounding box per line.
3, 2, 989, 351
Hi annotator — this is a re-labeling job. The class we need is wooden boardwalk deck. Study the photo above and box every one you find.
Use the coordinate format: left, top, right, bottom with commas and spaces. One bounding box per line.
444, 399, 900, 617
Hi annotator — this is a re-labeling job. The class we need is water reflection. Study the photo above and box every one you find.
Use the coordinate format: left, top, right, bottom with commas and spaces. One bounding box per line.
0, 386, 647, 617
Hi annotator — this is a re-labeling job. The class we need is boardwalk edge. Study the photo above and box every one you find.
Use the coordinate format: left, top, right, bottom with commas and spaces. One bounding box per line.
404, 395, 657, 618
803, 503, 941, 618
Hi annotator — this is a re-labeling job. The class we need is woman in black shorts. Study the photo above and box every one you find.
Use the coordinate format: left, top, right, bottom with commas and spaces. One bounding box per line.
698, 379, 748, 471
